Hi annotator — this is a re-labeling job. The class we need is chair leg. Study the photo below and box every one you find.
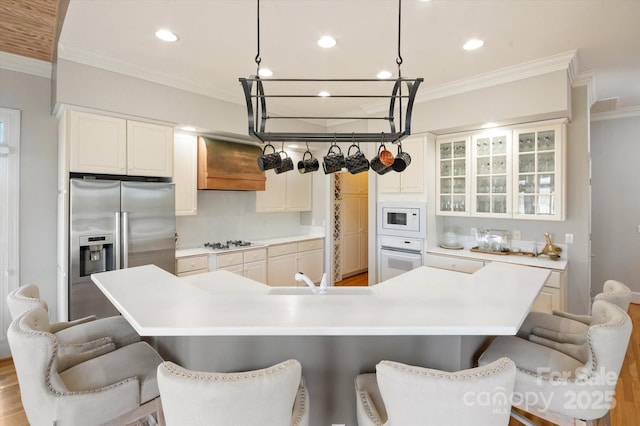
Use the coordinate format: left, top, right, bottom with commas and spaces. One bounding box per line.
101, 397, 162, 426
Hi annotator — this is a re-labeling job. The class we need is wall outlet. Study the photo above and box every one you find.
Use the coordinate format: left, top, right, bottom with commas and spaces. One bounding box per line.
512, 230, 521, 240
565, 233, 574, 244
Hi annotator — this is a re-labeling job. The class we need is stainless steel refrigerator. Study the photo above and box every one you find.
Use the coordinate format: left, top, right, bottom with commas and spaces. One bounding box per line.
69, 178, 175, 320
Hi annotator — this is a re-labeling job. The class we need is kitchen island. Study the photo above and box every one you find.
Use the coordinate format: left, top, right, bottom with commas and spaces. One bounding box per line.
92, 262, 549, 425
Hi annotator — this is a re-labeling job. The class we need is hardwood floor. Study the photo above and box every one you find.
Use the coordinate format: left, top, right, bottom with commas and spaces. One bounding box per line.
1, 292, 638, 425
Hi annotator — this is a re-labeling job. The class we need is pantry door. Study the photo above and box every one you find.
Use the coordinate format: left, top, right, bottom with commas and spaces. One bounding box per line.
0, 108, 20, 358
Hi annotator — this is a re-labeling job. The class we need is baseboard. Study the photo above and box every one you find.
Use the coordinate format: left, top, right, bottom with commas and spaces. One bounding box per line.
631, 291, 640, 305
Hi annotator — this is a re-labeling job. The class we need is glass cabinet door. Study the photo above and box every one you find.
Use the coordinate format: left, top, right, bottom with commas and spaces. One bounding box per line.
471, 131, 511, 216
436, 136, 470, 216
513, 124, 565, 220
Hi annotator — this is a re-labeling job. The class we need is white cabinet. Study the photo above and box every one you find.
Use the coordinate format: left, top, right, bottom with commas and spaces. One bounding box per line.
425, 254, 484, 274
267, 239, 324, 286
173, 133, 198, 216
215, 248, 267, 283
341, 172, 368, 277
176, 254, 208, 277
256, 151, 311, 212
379, 136, 425, 194
436, 120, 566, 221
68, 110, 173, 177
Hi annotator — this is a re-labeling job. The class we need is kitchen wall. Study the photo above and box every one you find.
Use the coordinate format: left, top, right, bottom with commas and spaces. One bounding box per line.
0, 68, 59, 318
591, 115, 640, 298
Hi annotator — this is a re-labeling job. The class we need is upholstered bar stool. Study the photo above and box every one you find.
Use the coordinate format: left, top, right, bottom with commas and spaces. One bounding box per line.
157, 359, 309, 426
354, 357, 516, 426
479, 300, 632, 426
7, 306, 164, 426
7, 284, 140, 350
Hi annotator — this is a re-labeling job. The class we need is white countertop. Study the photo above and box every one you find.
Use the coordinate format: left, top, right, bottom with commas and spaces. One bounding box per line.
91, 262, 549, 337
175, 234, 325, 258
427, 246, 568, 270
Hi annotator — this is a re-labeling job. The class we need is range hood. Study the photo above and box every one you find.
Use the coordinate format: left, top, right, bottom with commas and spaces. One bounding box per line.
197, 137, 266, 191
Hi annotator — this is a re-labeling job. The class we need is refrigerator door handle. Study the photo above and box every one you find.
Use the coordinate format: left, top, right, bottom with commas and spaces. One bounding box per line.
122, 211, 129, 269
115, 212, 121, 269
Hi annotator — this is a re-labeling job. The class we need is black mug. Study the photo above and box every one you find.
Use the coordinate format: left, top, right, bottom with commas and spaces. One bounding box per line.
323, 144, 346, 174
275, 151, 294, 174
371, 144, 393, 175
392, 144, 412, 172
298, 150, 320, 174
345, 144, 370, 174
257, 143, 282, 171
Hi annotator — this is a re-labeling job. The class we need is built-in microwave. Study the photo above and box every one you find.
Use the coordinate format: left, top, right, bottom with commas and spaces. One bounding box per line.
377, 201, 427, 238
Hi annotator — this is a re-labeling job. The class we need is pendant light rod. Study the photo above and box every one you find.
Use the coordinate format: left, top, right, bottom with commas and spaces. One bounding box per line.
255, 0, 261, 68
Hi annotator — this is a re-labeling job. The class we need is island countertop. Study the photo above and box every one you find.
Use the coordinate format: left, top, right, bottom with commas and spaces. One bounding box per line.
91, 262, 549, 337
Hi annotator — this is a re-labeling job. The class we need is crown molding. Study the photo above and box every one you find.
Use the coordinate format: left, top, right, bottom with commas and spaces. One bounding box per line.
0, 52, 52, 78
591, 106, 640, 121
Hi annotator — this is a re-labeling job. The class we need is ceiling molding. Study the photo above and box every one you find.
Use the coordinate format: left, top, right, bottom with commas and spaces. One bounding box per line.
591, 106, 640, 122
0, 52, 52, 78
573, 71, 596, 107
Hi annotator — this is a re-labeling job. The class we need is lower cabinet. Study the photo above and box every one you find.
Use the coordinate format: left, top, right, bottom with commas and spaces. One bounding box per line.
216, 248, 267, 283
267, 239, 324, 286
425, 254, 485, 274
176, 254, 209, 277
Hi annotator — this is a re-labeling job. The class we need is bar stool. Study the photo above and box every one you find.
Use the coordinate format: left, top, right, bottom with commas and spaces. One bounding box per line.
354, 357, 516, 426
157, 359, 309, 426
479, 300, 632, 426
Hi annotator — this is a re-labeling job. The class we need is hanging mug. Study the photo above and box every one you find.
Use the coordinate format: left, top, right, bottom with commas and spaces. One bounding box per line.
392, 143, 412, 172
275, 150, 294, 174
257, 143, 282, 171
298, 150, 319, 174
345, 143, 370, 174
379, 144, 394, 166
370, 144, 393, 175
323, 144, 346, 174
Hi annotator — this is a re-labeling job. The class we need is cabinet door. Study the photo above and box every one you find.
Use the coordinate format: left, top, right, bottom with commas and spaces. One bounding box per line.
267, 253, 298, 286
398, 136, 424, 193
256, 169, 287, 212
531, 287, 561, 314
341, 170, 368, 194
220, 264, 244, 276
69, 111, 127, 174
471, 131, 512, 217
244, 260, 267, 284
286, 151, 312, 211
298, 249, 324, 284
127, 120, 174, 177
174, 133, 198, 216
512, 124, 565, 221
342, 194, 367, 276
436, 136, 470, 216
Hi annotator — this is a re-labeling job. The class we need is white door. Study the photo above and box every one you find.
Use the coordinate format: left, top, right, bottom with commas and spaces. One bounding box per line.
0, 108, 20, 358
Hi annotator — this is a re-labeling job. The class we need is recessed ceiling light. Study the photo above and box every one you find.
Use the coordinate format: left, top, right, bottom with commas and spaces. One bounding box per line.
481, 122, 498, 129
180, 126, 196, 132
155, 29, 178, 42
318, 91, 331, 97
317, 36, 337, 49
377, 70, 392, 79
258, 68, 273, 77
463, 39, 484, 51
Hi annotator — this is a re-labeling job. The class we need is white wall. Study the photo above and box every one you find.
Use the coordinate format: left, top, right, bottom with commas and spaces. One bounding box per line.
0, 69, 59, 319
591, 115, 640, 298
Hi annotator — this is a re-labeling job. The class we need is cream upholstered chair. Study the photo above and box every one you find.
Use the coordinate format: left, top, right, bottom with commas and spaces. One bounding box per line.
7, 306, 164, 426
7, 284, 140, 349
516, 280, 631, 361
157, 359, 309, 426
354, 357, 516, 426
479, 300, 632, 426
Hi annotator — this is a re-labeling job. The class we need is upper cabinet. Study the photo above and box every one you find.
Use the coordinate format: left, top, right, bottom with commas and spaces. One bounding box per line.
379, 136, 425, 194
68, 110, 173, 177
436, 120, 566, 221
173, 133, 198, 216
256, 150, 312, 212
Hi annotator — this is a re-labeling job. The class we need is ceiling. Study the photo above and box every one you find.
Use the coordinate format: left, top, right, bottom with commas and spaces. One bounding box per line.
5, 1, 640, 125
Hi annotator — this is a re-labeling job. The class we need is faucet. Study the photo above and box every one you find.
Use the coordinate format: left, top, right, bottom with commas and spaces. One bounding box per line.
294, 272, 328, 294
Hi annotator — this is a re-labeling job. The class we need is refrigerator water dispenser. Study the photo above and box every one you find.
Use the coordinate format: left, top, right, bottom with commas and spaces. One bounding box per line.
79, 235, 114, 277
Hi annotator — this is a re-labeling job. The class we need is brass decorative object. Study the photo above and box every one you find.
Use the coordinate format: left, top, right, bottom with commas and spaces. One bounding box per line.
540, 232, 562, 260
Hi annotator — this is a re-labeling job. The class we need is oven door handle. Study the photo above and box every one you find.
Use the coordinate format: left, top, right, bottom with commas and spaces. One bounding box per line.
380, 247, 422, 255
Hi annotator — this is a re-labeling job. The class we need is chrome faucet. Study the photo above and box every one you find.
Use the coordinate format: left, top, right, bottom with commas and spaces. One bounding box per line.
294, 272, 328, 294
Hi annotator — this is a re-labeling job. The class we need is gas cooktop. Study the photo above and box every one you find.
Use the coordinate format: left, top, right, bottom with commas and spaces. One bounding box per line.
204, 240, 261, 251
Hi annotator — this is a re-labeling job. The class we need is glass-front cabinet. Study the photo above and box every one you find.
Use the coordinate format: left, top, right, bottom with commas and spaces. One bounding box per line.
471, 131, 511, 217
512, 124, 565, 220
436, 136, 470, 215
435, 120, 566, 221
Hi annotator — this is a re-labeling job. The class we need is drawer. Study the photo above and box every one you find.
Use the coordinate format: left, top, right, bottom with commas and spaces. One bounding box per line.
244, 248, 267, 263
298, 239, 324, 252
545, 271, 562, 289
216, 252, 243, 268
268, 242, 298, 257
425, 255, 484, 274
176, 255, 208, 274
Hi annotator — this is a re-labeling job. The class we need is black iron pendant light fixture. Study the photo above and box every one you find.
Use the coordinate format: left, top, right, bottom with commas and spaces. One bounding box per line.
239, 0, 423, 144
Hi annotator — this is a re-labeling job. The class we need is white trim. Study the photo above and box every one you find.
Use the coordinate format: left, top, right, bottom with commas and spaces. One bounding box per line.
631, 291, 640, 305
0, 52, 52, 78
0, 108, 21, 359
591, 106, 640, 121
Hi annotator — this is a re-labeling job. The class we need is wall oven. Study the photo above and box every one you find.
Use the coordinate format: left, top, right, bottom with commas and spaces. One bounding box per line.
379, 235, 424, 282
